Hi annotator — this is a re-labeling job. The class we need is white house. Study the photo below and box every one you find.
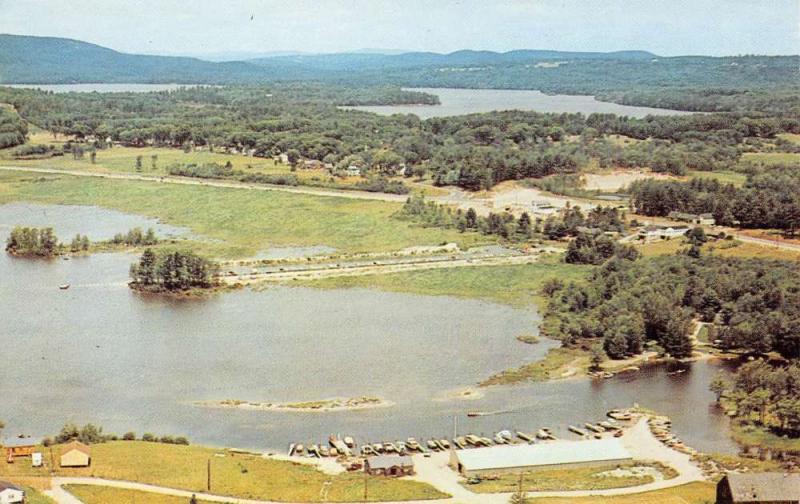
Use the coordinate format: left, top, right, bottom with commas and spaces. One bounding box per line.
0, 481, 24, 504
345, 165, 362, 177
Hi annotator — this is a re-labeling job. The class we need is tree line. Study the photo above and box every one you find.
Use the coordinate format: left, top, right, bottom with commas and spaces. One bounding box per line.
629, 165, 800, 234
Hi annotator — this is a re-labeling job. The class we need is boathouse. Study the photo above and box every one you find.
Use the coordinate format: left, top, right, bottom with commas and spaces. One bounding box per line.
449, 438, 632, 476
59, 440, 91, 467
364, 455, 414, 477
0, 481, 24, 504
716, 472, 800, 503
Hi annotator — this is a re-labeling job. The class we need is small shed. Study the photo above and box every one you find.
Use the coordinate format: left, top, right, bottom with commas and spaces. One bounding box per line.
3, 439, 36, 460
364, 455, 414, 477
60, 441, 91, 468
0, 481, 24, 504
716, 472, 800, 503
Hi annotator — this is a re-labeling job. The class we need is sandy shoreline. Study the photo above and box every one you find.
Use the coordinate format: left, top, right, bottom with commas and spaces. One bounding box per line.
193, 396, 395, 413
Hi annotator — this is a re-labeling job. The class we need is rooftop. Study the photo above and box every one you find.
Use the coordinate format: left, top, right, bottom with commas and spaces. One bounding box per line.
724, 472, 800, 502
454, 438, 632, 472
0, 480, 22, 492
366, 454, 414, 470
62, 440, 91, 455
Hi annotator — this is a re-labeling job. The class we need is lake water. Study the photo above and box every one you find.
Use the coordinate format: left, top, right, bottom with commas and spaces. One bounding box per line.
4, 84, 203, 93
343, 88, 696, 119
0, 203, 738, 454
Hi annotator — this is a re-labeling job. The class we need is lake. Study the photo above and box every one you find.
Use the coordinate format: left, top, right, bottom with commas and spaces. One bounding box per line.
0, 203, 737, 454
4, 83, 204, 93
343, 87, 696, 119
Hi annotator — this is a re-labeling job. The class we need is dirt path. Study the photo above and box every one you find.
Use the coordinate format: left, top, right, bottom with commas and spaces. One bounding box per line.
223, 251, 558, 285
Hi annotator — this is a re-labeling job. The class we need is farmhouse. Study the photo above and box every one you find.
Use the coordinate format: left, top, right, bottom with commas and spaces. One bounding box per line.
449, 438, 632, 476
716, 472, 800, 503
0, 481, 24, 504
59, 440, 91, 467
2, 439, 36, 460
364, 455, 414, 477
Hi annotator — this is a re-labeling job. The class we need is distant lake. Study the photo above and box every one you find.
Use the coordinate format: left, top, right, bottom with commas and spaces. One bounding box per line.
3, 83, 205, 93
342, 87, 696, 119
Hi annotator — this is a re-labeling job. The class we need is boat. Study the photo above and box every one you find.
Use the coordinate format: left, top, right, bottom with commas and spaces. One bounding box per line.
437, 439, 450, 450
453, 437, 466, 449
59, 283, 70, 290
295, 444, 304, 456
395, 441, 407, 454
536, 429, 550, 440
361, 445, 374, 456
465, 434, 481, 446
585, 423, 605, 433
329, 447, 338, 457
383, 442, 397, 453
308, 444, 320, 458
319, 446, 330, 457
427, 440, 439, 450
406, 438, 421, 451
480, 437, 494, 446
600, 421, 620, 431
607, 410, 633, 421
516, 431, 534, 443
288, 443, 296, 456
498, 430, 514, 442
371, 443, 383, 453
343, 436, 355, 448
329, 435, 351, 456
493, 433, 508, 445
568, 425, 587, 436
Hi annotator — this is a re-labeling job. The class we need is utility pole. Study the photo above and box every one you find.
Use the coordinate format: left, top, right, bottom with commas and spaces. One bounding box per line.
207, 458, 211, 491
453, 415, 458, 439
363, 468, 368, 502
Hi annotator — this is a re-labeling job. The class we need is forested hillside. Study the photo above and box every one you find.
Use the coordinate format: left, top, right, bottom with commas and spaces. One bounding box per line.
2, 35, 797, 116
0, 105, 27, 148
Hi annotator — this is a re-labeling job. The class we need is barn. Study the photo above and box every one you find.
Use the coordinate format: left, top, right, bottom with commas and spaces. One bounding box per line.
716, 472, 800, 504
364, 455, 414, 477
449, 438, 632, 477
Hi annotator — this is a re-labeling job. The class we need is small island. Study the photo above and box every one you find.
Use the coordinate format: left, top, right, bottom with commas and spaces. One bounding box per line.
129, 248, 220, 294
194, 396, 393, 413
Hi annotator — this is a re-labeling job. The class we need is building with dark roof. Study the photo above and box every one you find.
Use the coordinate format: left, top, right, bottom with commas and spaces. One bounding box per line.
716, 472, 800, 503
364, 455, 414, 477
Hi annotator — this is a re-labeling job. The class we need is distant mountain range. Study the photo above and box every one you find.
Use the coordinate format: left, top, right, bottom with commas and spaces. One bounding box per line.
0, 34, 659, 84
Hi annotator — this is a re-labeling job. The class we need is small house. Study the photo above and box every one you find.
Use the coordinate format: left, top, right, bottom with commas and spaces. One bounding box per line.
364, 455, 414, 477
668, 211, 716, 226
59, 441, 91, 468
344, 165, 362, 177
31, 452, 42, 468
0, 481, 24, 504
716, 472, 800, 503
3, 439, 36, 460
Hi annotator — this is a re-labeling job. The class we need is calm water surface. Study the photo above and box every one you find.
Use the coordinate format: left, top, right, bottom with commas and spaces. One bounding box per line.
344, 88, 697, 119
0, 203, 737, 454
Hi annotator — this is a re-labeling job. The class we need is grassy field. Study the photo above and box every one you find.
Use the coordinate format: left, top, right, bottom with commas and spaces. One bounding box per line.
0, 170, 489, 258
0, 442, 447, 502
686, 170, 747, 187
778, 133, 800, 144
465, 462, 673, 493
299, 256, 590, 309
729, 419, 800, 453
741, 152, 800, 165
636, 239, 800, 261
530, 482, 715, 504
480, 346, 591, 385
65, 485, 213, 504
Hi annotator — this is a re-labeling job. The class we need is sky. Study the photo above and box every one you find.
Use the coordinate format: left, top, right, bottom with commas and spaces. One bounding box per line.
0, 0, 798, 58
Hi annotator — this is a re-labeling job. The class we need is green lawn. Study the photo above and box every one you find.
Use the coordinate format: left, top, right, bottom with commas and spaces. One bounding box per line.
464, 462, 674, 493
0, 169, 488, 258
530, 482, 715, 504
300, 256, 589, 309
65, 485, 213, 504
1, 442, 447, 502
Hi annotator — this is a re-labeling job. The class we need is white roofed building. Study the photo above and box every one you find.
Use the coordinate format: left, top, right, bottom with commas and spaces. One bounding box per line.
449, 438, 632, 476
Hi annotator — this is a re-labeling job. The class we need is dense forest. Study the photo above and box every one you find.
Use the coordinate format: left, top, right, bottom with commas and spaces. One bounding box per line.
546, 255, 800, 360
5, 226, 60, 256
629, 166, 800, 233
2, 84, 796, 191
